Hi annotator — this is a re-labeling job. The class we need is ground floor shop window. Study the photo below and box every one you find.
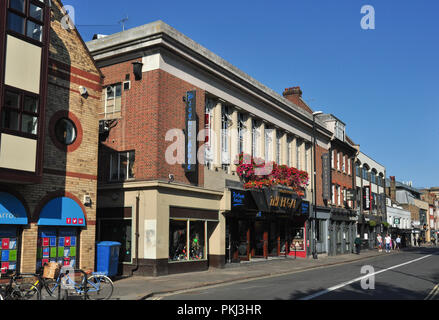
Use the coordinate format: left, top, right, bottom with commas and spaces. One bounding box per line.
37, 227, 78, 271
0, 226, 19, 274
169, 219, 206, 262
290, 227, 305, 252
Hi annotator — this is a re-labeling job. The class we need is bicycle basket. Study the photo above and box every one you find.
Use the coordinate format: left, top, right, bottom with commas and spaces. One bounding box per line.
43, 262, 60, 279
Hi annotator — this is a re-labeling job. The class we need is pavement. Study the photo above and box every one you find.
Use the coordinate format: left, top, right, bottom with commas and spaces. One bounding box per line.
111, 245, 435, 300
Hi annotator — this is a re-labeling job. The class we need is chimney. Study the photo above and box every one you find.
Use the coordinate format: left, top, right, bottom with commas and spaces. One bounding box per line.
282, 86, 314, 114
390, 176, 396, 202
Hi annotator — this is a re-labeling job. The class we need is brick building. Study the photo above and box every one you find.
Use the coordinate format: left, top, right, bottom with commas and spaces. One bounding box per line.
0, 0, 101, 274
354, 151, 387, 249
87, 21, 334, 276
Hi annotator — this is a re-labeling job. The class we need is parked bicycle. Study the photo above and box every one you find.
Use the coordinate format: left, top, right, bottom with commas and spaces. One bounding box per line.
0, 268, 40, 301
32, 264, 114, 300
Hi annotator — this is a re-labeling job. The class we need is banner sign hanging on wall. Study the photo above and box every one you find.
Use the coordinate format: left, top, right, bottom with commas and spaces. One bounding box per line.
183, 90, 197, 173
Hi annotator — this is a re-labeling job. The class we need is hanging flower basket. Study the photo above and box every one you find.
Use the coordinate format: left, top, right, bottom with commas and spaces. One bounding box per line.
235, 153, 309, 196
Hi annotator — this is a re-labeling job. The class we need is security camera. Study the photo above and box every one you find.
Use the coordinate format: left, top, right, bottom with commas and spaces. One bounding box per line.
168, 174, 175, 183
79, 86, 88, 97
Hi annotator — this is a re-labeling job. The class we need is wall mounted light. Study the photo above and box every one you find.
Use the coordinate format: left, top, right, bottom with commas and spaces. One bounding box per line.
132, 61, 143, 80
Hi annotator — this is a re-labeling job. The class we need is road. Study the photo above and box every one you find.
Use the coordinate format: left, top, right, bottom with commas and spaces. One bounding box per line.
158, 247, 439, 300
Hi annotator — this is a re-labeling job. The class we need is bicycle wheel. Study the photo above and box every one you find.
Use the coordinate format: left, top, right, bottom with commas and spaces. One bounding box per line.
15, 282, 41, 300
41, 279, 60, 300
86, 275, 113, 300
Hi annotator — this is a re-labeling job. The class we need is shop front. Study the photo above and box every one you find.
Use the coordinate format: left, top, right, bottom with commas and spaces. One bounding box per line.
36, 197, 86, 271
0, 192, 29, 274
226, 187, 310, 262
328, 208, 357, 256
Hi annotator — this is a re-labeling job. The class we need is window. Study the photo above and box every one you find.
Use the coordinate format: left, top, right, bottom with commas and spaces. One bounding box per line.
337, 152, 340, 171
265, 127, 272, 162
331, 150, 335, 169
252, 120, 260, 158
337, 186, 341, 206
362, 167, 369, 181
287, 136, 292, 167
342, 155, 346, 173
348, 158, 351, 175
305, 143, 311, 173
371, 172, 376, 185
110, 151, 135, 181
1, 89, 39, 136
332, 185, 336, 204
0, 226, 19, 275
204, 98, 215, 167
7, 0, 45, 42
276, 131, 282, 164
54, 118, 77, 145
335, 121, 345, 141
169, 219, 206, 262
104, 83, 122, 116
221, 105, 230, 169
36, 227, 78, 271
356, 163, 361, 177
238, 113, 245, 155
296, 139, 301, 170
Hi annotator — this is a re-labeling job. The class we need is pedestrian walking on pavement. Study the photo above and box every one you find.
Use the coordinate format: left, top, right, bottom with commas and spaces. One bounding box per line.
396, 235, 401, 251
377, 233, 383, 252
418, 237, 422, 247
385, 234, 391, 253
354, 235, 362, 255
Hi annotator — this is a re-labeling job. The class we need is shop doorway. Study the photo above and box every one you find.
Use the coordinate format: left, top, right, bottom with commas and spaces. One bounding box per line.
253, 221, 266, 257
98, 219, 132, 264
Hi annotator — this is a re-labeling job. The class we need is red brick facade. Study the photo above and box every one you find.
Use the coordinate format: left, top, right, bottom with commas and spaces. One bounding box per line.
98, 65, 207, 187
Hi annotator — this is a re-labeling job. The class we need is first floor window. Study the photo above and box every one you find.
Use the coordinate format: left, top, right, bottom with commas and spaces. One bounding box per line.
169, 219, 206, 262
7, 0, 45, 42
110, 151, 135, 181
1, 89, 39, 135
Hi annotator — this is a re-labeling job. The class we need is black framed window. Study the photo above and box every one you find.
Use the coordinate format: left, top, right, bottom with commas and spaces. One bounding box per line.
1, 88, 39, 136
7, 0, 45, 43
54, 118, 77, 145
109, 151, 135, 181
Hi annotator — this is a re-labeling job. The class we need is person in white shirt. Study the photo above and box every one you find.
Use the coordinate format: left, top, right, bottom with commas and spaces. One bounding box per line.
385, 234, 391, 253
396, 235, 401, 251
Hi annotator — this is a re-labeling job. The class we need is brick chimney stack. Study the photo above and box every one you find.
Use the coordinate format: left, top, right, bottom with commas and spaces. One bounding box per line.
282, 86, 314, 114
390, 176, 396, 202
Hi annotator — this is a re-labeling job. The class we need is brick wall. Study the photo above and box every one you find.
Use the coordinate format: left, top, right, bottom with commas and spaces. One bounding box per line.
331, 146, 355, 208
4, 0, 101, 273
98, 64, 206, 187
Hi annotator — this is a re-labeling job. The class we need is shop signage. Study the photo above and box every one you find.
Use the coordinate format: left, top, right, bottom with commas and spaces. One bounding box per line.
346, 189, 355, 201
394, 217, 400, 225
363, 185, 371, 210
249, 187, 305, 216
231, 190, 247, 209
322, 153, 331, 201
0, 192, 29, 225
183, 90, 197, 173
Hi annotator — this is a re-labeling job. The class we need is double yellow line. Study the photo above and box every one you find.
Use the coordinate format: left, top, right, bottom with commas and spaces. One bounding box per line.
425, 284, 439, 300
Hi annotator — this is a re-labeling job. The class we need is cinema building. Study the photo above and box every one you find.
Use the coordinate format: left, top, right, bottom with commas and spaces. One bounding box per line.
86, 21, 333, 276
0, 0, 101, 274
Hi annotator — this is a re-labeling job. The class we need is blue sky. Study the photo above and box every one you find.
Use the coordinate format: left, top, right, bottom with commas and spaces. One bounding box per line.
67, 0, 439, 188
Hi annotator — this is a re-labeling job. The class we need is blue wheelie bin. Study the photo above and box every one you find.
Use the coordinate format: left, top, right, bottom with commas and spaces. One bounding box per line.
96, 241, 121, 277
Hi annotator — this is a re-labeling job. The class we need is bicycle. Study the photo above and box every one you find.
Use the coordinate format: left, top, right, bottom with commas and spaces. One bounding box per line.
0, 269, 41, 301
34, 266, 113, 300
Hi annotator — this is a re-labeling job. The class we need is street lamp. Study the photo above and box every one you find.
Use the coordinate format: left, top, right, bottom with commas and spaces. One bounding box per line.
312, 111, 323, 259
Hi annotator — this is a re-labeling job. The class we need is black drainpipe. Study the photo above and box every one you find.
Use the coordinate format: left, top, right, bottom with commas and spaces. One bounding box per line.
131, 192, 140, 276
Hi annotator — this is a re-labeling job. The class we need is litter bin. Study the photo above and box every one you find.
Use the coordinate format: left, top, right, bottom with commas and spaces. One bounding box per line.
96, 241, 121, 277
